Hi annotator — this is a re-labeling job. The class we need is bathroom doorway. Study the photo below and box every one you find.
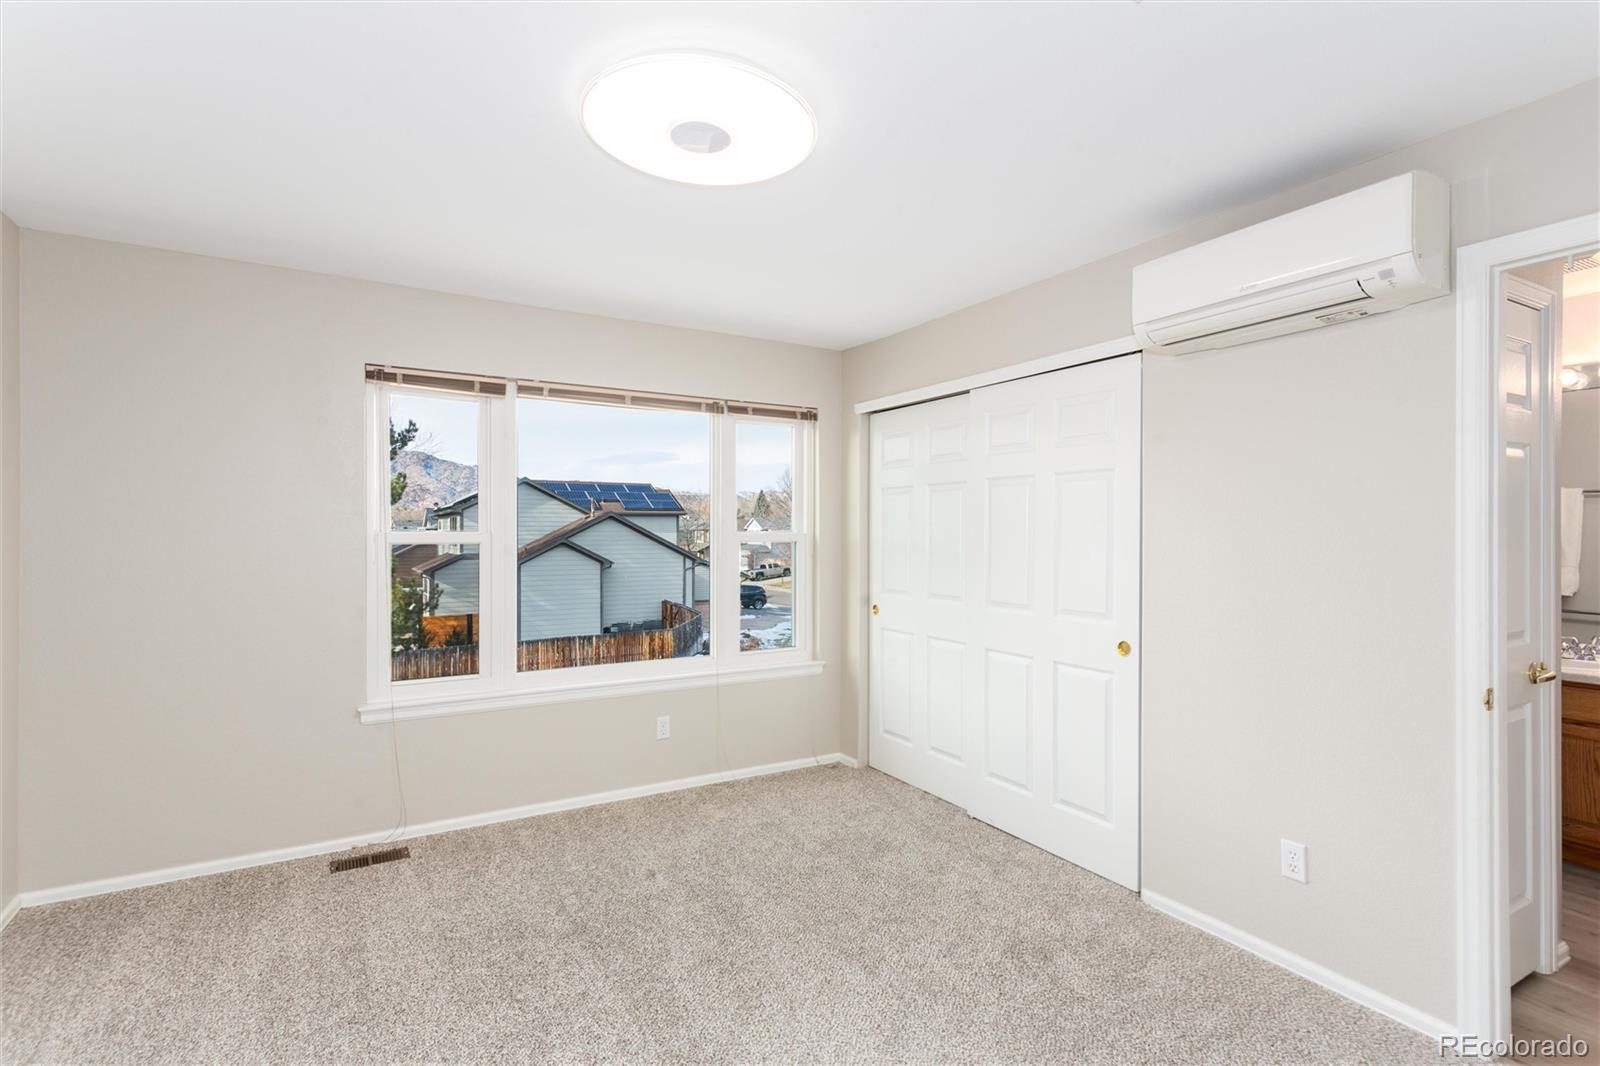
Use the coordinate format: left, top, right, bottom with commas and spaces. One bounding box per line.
1455, 215, 1600, 1047
1502, 246, 1600, 1051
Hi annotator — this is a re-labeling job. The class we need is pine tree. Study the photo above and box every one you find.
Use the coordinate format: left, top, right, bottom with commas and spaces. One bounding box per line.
389, 418, 419, 506
391, 574, 441, 651
387, 417, 436, 650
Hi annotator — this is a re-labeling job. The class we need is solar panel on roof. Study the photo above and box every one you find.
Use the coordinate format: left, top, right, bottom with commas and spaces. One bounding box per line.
531, 478, 682, 511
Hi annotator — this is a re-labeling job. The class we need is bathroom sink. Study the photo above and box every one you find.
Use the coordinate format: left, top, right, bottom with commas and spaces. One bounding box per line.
1561, 657, 1600, 683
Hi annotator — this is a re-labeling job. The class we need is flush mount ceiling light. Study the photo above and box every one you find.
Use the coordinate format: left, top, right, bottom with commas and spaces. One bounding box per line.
581, 53, 816, 186
1560, 367, 1589, 390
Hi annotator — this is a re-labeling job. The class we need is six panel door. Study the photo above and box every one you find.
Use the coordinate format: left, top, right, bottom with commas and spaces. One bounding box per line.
869, 392, 975, 809
868, 356, 1141, 890
965, 357, 1141, 890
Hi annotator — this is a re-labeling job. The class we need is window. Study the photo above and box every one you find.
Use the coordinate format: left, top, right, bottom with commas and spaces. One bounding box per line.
384, 390, 484, 683
514, 398, 712, 670
736, 421, 799, 654
364, 367, 817, 718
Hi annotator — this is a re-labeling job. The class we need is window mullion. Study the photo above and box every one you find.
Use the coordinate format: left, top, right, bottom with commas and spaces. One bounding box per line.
713, 412, 737, 661
800, 421, 814, 655
384, 531, 486, 546
368, 383, 389, 704
488, 383, 518, 687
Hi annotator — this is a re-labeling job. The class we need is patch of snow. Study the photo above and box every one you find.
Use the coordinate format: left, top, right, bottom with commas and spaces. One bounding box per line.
740, 621, 793, 651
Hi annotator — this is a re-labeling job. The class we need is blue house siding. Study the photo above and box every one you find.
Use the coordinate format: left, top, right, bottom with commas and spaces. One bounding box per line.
427, 553, 479, 616
570, 521, 691, 630
517, 484, 584, 544
625, 513, 680, 542
519, 547, 603, 640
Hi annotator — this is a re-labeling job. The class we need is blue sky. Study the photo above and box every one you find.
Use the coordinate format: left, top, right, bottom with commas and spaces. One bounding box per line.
389, 393, 792, 496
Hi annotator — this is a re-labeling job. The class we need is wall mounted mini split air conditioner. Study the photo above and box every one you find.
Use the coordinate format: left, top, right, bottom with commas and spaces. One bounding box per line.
1132, 171, 1451, 355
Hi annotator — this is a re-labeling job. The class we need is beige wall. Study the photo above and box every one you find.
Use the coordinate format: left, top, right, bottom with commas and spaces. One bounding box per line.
1, 215, 18, 913
842, 80, 1600, 1024
17, 232, 843, 893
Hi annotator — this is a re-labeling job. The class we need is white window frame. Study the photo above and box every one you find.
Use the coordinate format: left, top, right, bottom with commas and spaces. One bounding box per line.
727, 415, 813, 664
362, 380, 821, 724
367, 381, 499, 709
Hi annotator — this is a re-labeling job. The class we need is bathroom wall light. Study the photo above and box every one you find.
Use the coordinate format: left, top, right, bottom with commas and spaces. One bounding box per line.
1560, 367, 1589, 390
581, 53, 816, 186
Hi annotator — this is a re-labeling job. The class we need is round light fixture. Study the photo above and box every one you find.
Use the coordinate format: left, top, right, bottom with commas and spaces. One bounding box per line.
581, 53, 816, 186
1560, 367, 1589, 390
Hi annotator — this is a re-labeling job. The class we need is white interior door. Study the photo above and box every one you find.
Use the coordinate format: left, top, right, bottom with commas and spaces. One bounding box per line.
868, 356, 1141, 890
965, 357, 1141, 889
869, 392, 975, 808
1498, 275, 1560, 985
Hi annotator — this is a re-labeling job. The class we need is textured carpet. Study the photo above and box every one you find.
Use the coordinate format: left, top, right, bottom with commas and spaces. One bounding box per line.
2, 765, 1438, 1065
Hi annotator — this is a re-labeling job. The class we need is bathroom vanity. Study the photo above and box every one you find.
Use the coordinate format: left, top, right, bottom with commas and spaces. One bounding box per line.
1564, 666, 1600, 870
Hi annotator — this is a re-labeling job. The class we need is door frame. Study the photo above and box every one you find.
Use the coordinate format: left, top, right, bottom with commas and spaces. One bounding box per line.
1455, 213, 1598, 1043
850, 333, 1142, 831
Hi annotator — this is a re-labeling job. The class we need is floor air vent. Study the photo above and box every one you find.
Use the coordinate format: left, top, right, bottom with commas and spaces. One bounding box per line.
329, 846, 410, 873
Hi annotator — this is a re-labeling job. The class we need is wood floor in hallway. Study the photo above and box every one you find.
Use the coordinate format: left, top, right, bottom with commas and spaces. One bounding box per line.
1510, 862, 1600, 1063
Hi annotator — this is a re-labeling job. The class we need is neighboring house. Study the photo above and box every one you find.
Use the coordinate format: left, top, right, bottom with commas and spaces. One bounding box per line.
740, 517, 778, 572
414, 479, 710, 641
391, 542, 443, 583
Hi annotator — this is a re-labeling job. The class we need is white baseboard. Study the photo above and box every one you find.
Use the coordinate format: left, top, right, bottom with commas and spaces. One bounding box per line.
18, 753, 855, 909
1140, 889, 1452, 1040
0, 893, 19, 934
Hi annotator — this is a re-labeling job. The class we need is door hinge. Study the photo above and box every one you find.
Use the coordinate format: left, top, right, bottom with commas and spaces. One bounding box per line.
1482, 687, 1494, 713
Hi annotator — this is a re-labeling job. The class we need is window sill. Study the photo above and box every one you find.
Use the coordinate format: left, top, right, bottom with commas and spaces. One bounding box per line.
358, 660, 828, 725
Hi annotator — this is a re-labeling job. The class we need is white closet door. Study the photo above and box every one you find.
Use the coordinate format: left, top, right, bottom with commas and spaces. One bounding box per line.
966, 356, 1142, 890
869, 392, 976, 808
867, 357, 1141, 889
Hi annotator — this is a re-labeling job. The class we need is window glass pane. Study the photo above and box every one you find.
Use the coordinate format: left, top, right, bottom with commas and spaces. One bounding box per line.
390, 542, 479, 680
736, 422, 794, 532
389, 392, 479, 531
515, 399, 711, 670
740, 542, 794, 652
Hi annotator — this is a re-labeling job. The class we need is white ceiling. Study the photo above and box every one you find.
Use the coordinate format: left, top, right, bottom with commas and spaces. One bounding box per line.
4, 2, 1597, 350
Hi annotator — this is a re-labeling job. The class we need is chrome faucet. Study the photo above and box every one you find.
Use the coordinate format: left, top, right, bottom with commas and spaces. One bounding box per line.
1563, 636, 1600, 661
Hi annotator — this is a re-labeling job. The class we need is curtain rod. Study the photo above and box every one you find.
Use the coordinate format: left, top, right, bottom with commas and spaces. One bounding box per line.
366, 364, 817, 421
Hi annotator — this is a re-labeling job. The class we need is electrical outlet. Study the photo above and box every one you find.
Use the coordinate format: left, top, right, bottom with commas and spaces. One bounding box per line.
655, 715, 670, 740
1280, 839, 1307, 883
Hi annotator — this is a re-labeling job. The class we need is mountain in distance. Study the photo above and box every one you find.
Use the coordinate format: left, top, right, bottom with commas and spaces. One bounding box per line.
391, 450, 478, 528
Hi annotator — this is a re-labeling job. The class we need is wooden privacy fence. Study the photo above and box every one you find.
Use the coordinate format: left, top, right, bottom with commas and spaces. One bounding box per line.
516, 600, 703, 672
390, 643, 479, 681
391, 601, 703, 681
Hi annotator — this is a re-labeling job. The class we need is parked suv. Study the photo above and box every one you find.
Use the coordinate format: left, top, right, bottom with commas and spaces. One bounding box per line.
740, 584, 768, 609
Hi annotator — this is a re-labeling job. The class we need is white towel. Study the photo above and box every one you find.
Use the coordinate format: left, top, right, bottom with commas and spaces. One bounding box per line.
1561, 487, 1585, 597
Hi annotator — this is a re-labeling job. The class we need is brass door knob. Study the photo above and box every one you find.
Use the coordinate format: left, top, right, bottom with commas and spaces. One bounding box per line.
1526, 661, 1558, 684
1116, 640, 1132, 657
871, 604, 879, 616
